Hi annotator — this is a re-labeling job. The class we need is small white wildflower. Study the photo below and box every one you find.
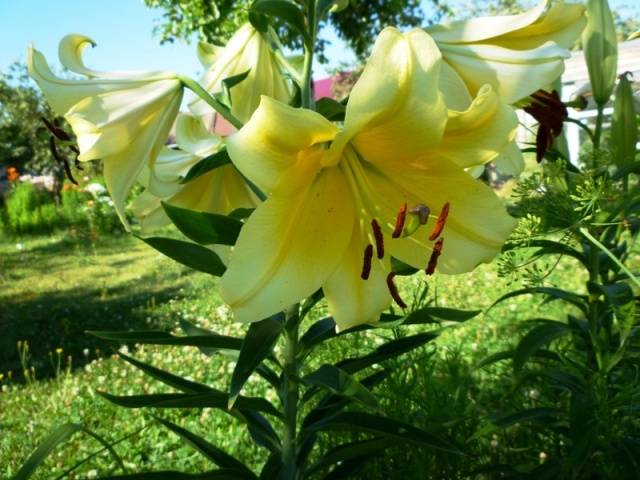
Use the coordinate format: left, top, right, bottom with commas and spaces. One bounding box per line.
16, 243, 24, 251
83, 348, 90, 357
539, 451, 547, 461
529, 389, 540, 400
87, 469, 98, 479
490, 439, 499, 449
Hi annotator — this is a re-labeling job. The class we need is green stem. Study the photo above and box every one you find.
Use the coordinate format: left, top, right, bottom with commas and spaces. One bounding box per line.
281, 304, 301, 479
178, 76, 244, 130
300, 1, 316, 109
593, 103, 605, 150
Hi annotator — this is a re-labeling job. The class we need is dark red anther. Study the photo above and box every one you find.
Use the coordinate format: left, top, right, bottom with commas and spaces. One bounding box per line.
386, 272, 407, 309
371, 219, 384, 259
41, 117, 72, 141
428, 202, 450, 241
49, 137, 78, 185
391, 202, 407, 238
425, 238, 444, 276
360, 244, 373, 280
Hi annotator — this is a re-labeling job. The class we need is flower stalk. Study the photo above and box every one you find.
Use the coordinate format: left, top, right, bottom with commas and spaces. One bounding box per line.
281, 304, 301, 479
179, 75, 244, 130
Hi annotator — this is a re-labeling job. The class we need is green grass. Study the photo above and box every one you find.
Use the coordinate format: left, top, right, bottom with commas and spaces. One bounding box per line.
0, 232, 587, 478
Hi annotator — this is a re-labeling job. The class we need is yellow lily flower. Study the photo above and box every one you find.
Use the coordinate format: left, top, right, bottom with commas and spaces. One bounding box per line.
189, 23, 292, 123
132, 114, 257, 234
221, 28, 518, 330
28, 34, 183, 227
426, 0, 586, 105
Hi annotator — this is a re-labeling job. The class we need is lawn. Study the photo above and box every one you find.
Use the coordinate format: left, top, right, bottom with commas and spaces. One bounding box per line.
0, 232, 585, 478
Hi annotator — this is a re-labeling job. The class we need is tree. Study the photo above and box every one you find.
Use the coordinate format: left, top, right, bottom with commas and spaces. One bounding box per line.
0, 63, 77, 200
143, 0, 453, 62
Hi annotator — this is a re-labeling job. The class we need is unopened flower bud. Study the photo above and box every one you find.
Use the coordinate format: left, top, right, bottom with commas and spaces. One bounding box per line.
611, 73, 637, 168
582, 0, 618, 105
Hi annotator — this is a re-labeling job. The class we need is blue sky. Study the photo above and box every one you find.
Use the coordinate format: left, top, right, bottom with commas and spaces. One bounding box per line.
0, 0, 354, 79
1, 1, 638, 80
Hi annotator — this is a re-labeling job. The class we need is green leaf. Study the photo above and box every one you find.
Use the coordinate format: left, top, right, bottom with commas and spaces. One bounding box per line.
513, 321, 572, 372
98, 391, 281, 418
587, 281, 634, 307
337, 332, 439, 374
491, 408, 565, 428
228, 208, 255, 221
299, 318, 337, 352
404, 307, 481, 325
315, 97, 346, 121
305, 412, 462, 455
476, 350, 514, 369
98, 471, 250, 479
302, 370, 389, 426
162, 203, 243, 246
153, 416, 256, 477
15, 423, 127, 480
228, 314, 285, 408
118, 353, 212, 394
490, 287, 588, 314
243, 411, 282, 455
88, 330, 242, 350
390, 256, 419, 276
14, 424, 82, 480
303, 364, 378, 409
308, 437, 395, 475
138, 236, 226, 276
180, 148, 231, 184
220, 69, 251, 107
531, 239, 589, 268
251, 1, 308, 40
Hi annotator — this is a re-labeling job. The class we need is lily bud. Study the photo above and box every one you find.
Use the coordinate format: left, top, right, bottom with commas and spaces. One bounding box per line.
189, 24, 293, 123
582, 0, 618, 106
610, 73, 638, 168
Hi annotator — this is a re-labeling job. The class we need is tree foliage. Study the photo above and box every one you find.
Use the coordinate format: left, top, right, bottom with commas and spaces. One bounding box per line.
143, 0, 452, 61
0, 63, 59, 178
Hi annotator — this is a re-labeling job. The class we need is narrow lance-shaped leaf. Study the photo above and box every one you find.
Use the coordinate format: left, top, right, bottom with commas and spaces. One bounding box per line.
138, 236, 226, 276
228, 313, 285, 408
513, 321, 572, 372
305, 412, 463, 455
118, 353, 212, 394
153, 416, 257, 478
98, 391, 281, 418
303, 364, 378, 409
162, 203, 243, 246
180, 148, 231, 184
88, 330, 243, 350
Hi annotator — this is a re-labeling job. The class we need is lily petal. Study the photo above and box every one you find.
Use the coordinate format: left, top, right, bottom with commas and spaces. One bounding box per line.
174, 114, 221, 157
371, 157, 517, 274
226, 96, 338, 194
436, 41, 569, 104
426, 0, 548, 43
330, 28, 446, 167
433, 84, 519, 169
220, 166, 354, 323
324, 222, 392, 331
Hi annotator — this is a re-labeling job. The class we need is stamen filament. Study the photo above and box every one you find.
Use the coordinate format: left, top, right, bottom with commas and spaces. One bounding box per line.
386, 272, 407, 309
361, 244, 373, 280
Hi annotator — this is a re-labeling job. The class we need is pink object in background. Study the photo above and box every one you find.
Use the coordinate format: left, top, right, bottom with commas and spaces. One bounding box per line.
211, 77, 336, 136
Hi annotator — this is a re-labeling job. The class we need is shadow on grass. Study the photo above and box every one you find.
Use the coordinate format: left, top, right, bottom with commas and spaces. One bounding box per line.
0, 234, 196, 381
0, 272, 186, 381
